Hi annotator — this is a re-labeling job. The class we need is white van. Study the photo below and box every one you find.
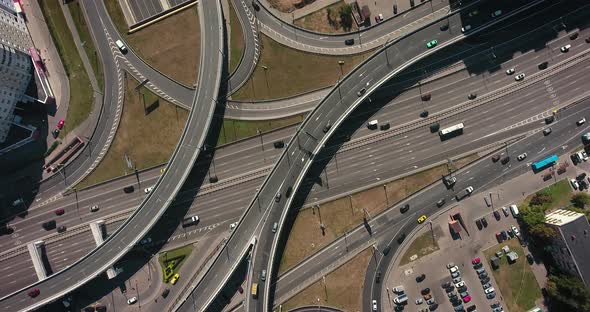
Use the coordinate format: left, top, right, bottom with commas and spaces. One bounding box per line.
367, 120, 378, 130
115, 39, 128, 53
510, 204, 519, 217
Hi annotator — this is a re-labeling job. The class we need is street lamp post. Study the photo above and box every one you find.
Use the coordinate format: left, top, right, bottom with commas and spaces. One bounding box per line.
262, 65, 269, 91
338, 60, 344, 77
257, 128, 266, 163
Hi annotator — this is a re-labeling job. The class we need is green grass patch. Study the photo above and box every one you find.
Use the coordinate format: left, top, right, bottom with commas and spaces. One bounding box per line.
483, 239, 542, 312
77, 75, 188, 188
217, 114, 305, 146
158, 244, 193, 282
67, 0, 104, 91
294, 1, 358, 33
232, 34, 373, 100
524, 179, 572, 211
39, 0, 93, 136
399, 231, 439, 265
229, 0, 245, 74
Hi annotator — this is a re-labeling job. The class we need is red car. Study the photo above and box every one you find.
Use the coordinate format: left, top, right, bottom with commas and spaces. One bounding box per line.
471, 257, 481, 265
57, 119, 65, 130
463, 295, 471, 303
28, 288, 40, 298
55, 208, 65, 216
496, 232, 503, 243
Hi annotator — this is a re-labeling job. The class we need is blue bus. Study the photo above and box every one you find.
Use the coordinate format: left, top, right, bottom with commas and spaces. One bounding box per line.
532, 154, 558, 171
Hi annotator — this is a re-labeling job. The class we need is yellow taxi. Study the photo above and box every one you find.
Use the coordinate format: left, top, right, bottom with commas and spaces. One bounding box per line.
417, 215, 427, 224
170, 273, 180, 285
160, 167, 166, 174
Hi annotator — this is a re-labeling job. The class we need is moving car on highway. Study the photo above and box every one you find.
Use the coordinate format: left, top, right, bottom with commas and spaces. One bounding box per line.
417, 215, 428, 224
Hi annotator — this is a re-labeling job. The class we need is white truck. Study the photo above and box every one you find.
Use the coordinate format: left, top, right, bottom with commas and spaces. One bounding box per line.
510, 204, 519, 217
393, 294, 408, 304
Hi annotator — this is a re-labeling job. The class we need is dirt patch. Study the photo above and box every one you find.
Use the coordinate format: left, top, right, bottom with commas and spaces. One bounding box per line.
281, 248, 372, 312
278, 154, 480, 274
77, 75, 188, 188
400, 231, 439, 265
105, 3, 200, 86
294, 1, 358, 33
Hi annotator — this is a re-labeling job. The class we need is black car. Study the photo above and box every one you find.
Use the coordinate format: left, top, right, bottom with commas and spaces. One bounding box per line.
397, 233, 406, 244
273, 140, 285, 148
421, 288, 431, 295
493, 211, 501, 220
545, 116, 555, 124
481, 217, 488, 227
42, 220, 57, 230
538, 61, 548, 70
52, 129, 60, 138
429, 303, 439, 311
0, 226, 14, 235
123, 185, 135, 193
416, 273, 426, 282
376, 271, 382, 283
480, 276, 491, 284
466, 305, 476, 312
475, 219, 482, 230
436, 199, 446, 207
526, 254, 534, 264
468, 93, 477, 100
492, 154, 500, 162
161, 288, 170, 298
57, 225, 67, 233
400, 204, 410, 213
501, 230, 509, 240
421, 93, 431, 101
440, 23, 449, 31
577, 173, 587, 181
251, 1, 260, 11
344, 38, 355, 45
383, 245, 391, 256
420, 110, 429, 118
441, 281, 452, 289
501, 156, 510, 164
285, 186, 293, 198
479, 272, 488, 279
380, 123, 390, 131
430, 123, 440, 133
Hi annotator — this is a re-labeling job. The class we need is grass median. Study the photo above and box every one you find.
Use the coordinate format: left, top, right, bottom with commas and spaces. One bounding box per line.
67, 0, 104, 90
278, 154, 479, 274
216, 115, 304, 146
400, 231, 440, 265
484, 239, 542, 312
229, 0, 245, 74
40, 0, 93, 135
104, 2, 200, 86
232, 34, 373, 100
281, 248, 372, 312
158, 244, 193, 282
77, 75, 188, 188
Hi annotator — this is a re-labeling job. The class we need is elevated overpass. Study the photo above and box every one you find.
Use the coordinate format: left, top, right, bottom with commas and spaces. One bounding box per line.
0, 0, 224, 311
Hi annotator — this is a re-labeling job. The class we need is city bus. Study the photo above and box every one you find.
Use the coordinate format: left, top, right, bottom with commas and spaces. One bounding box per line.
531, 154, 558, 171
439, 123, 464, 140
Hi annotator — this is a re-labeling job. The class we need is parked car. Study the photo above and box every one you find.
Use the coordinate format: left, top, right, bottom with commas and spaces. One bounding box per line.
475, 219, 482, 230
57, 119, 65, 130
482, 217, 488, 227
416, 273, 426, 282
421, 288, 431, 295
495, 232, 503, 243
502, 206, 509, 217
471, 257, 481, 265
493, 211, 501, 221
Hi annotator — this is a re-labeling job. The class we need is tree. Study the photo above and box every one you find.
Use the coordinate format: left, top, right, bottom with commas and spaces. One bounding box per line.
339, 4, 353, 30
326, 8, 335, 27
571, 193, 590, 209
530, 192, 552, 206
547, 274, 590, 311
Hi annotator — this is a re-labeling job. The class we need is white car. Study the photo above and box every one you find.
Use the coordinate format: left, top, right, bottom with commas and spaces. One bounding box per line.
446, 262, 456, 269
461, 25, 472, 33
511, 225, 520, 237
127, 297, 137, 305
144, 186, 154, 194
90, 205, 99, 212
560, 44, 571, 52
230, 222, 238, 230
517, 153, 527, 161
449, 266, 460, 273
491, 10, 502, 17
515, 73, 526, 81
505, 68, 515, 75
577, 118, 586, 126
416, 298, 424, 305
582, 152, 589, 161
484, 287, 495, 294
571, 179, 579, 190
455, 281, 465, 288
372, 299, 377, 311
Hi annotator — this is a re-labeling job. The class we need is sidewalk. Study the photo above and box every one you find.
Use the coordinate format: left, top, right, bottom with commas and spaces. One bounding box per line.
22, 0, 70, 148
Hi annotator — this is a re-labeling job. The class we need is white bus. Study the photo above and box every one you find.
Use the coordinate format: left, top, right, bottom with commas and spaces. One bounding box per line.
439, 123, 464, 140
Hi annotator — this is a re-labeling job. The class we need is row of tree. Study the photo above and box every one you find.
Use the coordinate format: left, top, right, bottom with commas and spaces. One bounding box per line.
520, 189, 590, 310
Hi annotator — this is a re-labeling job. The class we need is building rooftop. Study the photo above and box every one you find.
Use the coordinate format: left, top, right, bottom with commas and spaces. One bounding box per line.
545, 209, 585, 226
555, 210, 590, 286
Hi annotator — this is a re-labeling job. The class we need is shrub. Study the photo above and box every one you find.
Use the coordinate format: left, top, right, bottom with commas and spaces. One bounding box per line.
571, 193, 590, 209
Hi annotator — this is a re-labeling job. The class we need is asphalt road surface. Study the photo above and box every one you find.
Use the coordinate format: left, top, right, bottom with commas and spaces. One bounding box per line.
0, 1, 223, 311
2, 0, 587, 299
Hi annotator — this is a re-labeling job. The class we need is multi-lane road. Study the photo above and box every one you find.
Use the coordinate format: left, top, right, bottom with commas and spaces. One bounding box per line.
2, 0, 588, 300
0, 0, 224, 310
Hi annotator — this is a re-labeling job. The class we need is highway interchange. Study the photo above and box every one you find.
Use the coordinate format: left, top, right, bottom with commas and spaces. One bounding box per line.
1, 0, 590, 310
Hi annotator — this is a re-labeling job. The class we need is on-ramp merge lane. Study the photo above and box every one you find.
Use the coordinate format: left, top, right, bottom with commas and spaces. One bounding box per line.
0, 0, 224, 311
